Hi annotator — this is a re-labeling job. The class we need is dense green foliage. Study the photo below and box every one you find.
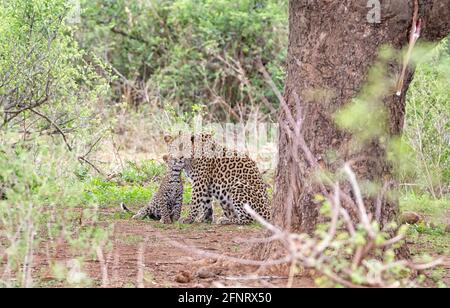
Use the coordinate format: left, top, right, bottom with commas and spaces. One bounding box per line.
0, 0, 448, 287
0, 142, 110, 287
405, 39, 450, 198
0, 0, 108, 143
84, 160, 192, 209
81, 0, 287, 119
0, 0, 110, 287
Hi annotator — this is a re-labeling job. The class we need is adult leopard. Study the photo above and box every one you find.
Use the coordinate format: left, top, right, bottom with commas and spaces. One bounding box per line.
165, 133, 271, 225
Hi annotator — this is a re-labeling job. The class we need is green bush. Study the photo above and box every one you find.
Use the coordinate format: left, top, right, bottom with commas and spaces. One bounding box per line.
121, 160, 166, 184
0, 140, 110, 287
405, 39, 450, 197
0, 0, 111, 287
0, 0, 109, 150
84, 162, 193, 208
80, 0, 288, 118
84, 177, 158, 207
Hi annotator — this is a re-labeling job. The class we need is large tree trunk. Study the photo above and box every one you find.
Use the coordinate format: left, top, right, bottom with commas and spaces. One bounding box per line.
257, 0, 449, 259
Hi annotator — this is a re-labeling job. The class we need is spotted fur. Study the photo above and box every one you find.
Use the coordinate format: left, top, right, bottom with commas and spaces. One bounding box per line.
166, 133, 271, 225
121, 156, 184, 224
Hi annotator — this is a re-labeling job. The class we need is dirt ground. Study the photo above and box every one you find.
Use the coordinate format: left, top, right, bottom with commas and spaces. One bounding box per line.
14, 206, 449, 288
31, 207, 314, 288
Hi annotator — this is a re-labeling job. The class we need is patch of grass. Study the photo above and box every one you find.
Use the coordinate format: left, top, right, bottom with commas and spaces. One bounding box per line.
112, 211, 134, 220
84, 177, 159, 207
410, 222, 447, 236
124, 282, 136, 288
247, 222, 265, 231
408, 229, 449, 287
401, 192, 449, 259
231, 245, 241, 253
119, 234, 145, 245
121, 160, 166, 185
407, 223, 449, 255
400, 192, 449, 225
183, 180, 192, 205
35, 278, 62, 288
144, 271, 157, 286
400, 193, 449, 286
152, 220, 214, 231
172, 222, 191, 230
423, 268, 449, 288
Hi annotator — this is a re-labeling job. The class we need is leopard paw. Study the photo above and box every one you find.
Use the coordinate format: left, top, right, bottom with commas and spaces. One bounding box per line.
216, 217, 232, 225
198, 215, 213, 224
161, 217, 172, 224
180, 217, 194, 224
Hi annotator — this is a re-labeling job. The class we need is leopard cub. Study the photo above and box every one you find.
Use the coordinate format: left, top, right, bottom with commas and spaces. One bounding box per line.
121, 155, 184, 224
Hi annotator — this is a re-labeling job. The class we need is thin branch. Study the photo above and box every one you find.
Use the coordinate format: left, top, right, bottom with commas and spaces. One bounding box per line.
343, 163, 375, 238
110, 26, 149, 44
29, 108, 73, 152
396, 0, 421, 96
78, 156, 103, 175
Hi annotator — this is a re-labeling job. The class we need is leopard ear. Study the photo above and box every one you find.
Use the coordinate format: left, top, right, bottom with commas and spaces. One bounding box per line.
162, 154, 169, 162
164, 135, 173, 144
196, 133, 211, 140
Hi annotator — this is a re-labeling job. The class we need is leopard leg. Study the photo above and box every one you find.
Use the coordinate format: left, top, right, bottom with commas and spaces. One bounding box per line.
137, 200, 161, 221
197, 196, 213, 223
171, 193, 183, 223
215, 206, 233, 225
217, 202, 253, 225
160, 201, 172, 224
181, 185, 211, 224
132, 206, 150, 220
216, 194, 237, 225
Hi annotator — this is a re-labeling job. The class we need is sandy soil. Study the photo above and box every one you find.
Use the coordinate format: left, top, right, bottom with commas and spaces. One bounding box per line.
29, 207, 314, 288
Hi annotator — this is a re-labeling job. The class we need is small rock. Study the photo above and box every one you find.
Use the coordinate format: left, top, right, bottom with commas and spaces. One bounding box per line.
197, 268, 216, 279
400, 212, 422, 224
196, 267, 222, 279
193, 258, 216, 266
175, 271, 193, 284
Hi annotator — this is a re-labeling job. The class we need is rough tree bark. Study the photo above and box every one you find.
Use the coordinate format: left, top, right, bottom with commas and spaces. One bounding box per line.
256, 0, 450, 259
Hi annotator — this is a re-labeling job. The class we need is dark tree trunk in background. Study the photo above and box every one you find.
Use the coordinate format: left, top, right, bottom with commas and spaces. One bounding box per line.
256, 0, 450, 259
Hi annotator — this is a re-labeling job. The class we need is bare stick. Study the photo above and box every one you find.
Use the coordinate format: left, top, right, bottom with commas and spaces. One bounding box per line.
30, 108, 72, 152
136, 240, 146, 288
78, 156, 103, 175
344, 163, 375, 238
96, 245, 110, 288
22, 203, 35, 288
396, 0, 422, 96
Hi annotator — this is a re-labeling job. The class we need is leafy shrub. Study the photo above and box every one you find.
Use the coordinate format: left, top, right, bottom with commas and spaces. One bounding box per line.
121, 160, 166, 184
80, 0, 288, 119
0, 140, 109, 287
0, 0, 109, 152
84, 162, 193, 208
0, 0, 111, 287
404, 39, 450, 197
84, 177, 158, 207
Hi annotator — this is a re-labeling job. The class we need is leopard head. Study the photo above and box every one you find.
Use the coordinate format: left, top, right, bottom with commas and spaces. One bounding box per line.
164, 132, 217, 159
162, 154, 185, 172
